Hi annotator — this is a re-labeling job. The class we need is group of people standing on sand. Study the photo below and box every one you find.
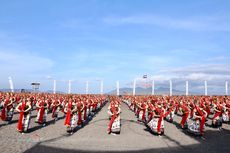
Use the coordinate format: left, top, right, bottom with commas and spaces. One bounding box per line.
0, 92, 106, 134
1, 92, 229, 137
63, 95, 106, 134
123, 95, 230, 136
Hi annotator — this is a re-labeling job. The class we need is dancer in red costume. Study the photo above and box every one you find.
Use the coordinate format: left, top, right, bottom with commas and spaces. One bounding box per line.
0, 95, 14, 123
51, 98, 61, 121
136, 100, 148, 122
147, 100, 155, 123
155, 103, 165, 135
64, 99, 77, 134
83, 97, 88, 121
107, 100, 121, 134
76, 100, 85, 127
0, 97, 7, 121
164, 100, 175, 122
15, 98, 32, 133
212, 100, 223, 128
35, 97, 49, 126
179, 101, 190, 129
193, 103, 207, 135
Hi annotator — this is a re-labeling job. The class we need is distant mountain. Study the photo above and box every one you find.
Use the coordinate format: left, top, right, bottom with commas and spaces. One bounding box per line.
0, 88, 207, 95
107, 87, 199, 95
46, 90, 66, 94
0, 89, 65, 94
0, 89, 33, 93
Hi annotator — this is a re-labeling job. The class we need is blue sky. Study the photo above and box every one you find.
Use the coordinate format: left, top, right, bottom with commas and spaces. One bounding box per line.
0, 0, 230, 94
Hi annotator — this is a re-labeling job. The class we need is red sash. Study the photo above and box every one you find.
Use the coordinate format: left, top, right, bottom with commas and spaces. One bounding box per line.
77, 103, 83, 125
108, 106, 118, 131
52, 106, 57, 118
196, 106, 206, 134
164, 103, 175, 118
156, 107, 163, 133
141, 104, 146, 121
213, 105, 222, 120
64, 102, 72, 126
180, 105, 189, 127
200, 116, 206, 134
17, 102, 26, 132
1, 100, 9, 121
1, 107, 6, 121
38, 101, 45, 123
83, 104, 87, 120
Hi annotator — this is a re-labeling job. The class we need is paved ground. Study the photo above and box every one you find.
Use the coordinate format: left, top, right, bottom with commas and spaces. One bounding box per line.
0, 101, 230, 153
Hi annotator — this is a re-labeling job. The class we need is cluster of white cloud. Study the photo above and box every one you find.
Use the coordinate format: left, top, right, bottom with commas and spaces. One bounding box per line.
0, 50, 54, 75
103, 14, 230, 32
169, 64, 230, 81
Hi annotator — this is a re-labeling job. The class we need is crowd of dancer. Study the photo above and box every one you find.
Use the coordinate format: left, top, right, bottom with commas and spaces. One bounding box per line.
0, 92, 106, 134
1, 92, 229, 137
123, 95, 230, 136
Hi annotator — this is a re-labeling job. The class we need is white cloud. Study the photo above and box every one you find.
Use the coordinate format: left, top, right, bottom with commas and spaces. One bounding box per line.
204, 56, 228, 62
154, 64, 230, 82
168, 64, 230, 75
45, 75, 53, 80
182, 73, 230, 81
151, 75, 174, 81
103, 14, 230, 31
0, 50, 54, 75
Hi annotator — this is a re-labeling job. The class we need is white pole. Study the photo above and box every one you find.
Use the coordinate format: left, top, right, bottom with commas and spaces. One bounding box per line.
86, 81, 89, 94
116, 81, 120, 96
169, 80, 172, 96
8, 76, 14, 92
68, 80, 71, 94
186, 81, 188, 96
152, 80, 155, 95
204, 80, 207, 96
53, 80, 56, 94
133, 79, 136, 96
226, 81, 228, 95
100, 80, 103, 95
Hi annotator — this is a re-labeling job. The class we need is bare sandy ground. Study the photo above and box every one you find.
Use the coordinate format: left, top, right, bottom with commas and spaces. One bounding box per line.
0, 102, 230, 153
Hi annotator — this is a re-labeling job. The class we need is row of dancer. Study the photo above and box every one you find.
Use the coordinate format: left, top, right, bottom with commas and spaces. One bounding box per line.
0, 93, 107, 134
123, 95, 230, 136
64, 96, 106, 134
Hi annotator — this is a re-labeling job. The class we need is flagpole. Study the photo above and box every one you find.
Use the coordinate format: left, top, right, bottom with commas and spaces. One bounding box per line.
169, 80, 172, 96
8, 76, 14, 93
53, 80, 56, 94
204, 80, 207, 96
68, 80, 71, 94
100, 80, 103, 95
116, 81, 120, 96
186, 81, 188, 96
152, 80, 155, 95
226, 81, 228, 95
133, 79, 136, 96
86, 81, 89, 94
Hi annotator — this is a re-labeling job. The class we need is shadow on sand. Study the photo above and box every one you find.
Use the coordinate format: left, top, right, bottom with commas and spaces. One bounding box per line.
23, 127, 230, 153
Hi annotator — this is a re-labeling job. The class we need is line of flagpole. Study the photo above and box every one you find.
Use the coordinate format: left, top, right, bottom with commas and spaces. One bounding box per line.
4, 77, 229, 96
